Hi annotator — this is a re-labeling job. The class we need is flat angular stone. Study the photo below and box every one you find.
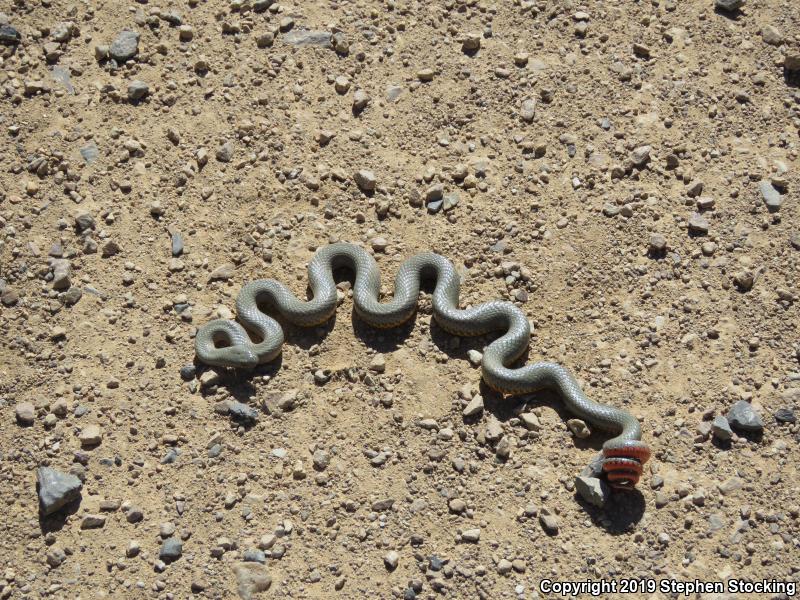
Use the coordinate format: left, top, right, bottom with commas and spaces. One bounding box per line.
37, 467, 82, 516
727, 400, 763, 432
282, 29, 331, 48
234, 562, 272, 599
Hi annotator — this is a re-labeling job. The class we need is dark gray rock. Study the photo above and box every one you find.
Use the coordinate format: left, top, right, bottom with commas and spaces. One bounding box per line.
159, 537, 183, 563
109, 30, 139, 62
774, 408, 796, 424
171, 231, 183, 256
37, 467, 82, 515
127, 80, 149, 101
229, 401, 258, 423
0, 24, 20, 45
727, 400, 764, 432
179, 364, 196, 380
711, 415, 733, 441
716, 0, 744, 11
282, 29, 332, 48
758, 180, 783, 211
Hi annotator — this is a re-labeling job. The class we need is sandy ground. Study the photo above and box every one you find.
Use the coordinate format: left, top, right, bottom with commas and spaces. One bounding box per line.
1, 0, 799, 598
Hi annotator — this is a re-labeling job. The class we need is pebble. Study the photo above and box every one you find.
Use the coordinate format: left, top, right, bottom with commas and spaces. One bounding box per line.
354, 170, 376, 192
37, 467, 82, 515
79, 424, 103, 447
761, 25, 783, 46
384, 550, 400, 570
539, 513, 559, 535
774, 408, 796, 424
726, 400, 764, 432
630, 145, 651, 167
520, 99, 536, 122
461, 528, 481, 543
687, 213, 709, 235
159, 537, 183, 563
0, 24, 21, 45
369, 354, 386, 373
80, 514, 106, 529
352, 89, 370, 112
466, 350, 482, 366
216, 141, 234, 163
234, 562, 272, 599
127, 80, 149, 102
711, 415, 733, 441
519, 412, 540, 431
462, 31, 481, 53
758, 180, 783, 211
649, 233, 667, 254
109, 30, 139, 62
462, 395, 484, 417
282, 29, 332, 48
15, 402, 35, 425
575, 476, 610, 507
209, 263, 235, 281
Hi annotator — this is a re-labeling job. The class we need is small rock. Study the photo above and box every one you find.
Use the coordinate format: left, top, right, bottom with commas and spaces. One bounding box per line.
354, 170, 376, 192
462, 31, 481, 53
761, 25, 783, 46
216, 141, 234, 163
466, 350, 482, 366
209, 263, 235, 281
774, 408, 796, 424
461, 528, 480, 543
159, 538, 183, 563
687, 213, 709, 235
352, 89, 370, 112
234, 562, 272, 599
759, 180, 783, 211
630, 145, 651, 167
712, 416, 733, 441
79, 424, 102, 447
727, 400, 763, 432
369, 354, 386, 373
127, 80, 149, 101
575, 476, 610, 507
649, 233, 667, 254
282, 29, 332, 48
15, 402, 35, 426
37, 467, 82, 515
0, 24, 21, 45
80, 514, 106, 529
462, 395, 484, 417
539, 513, 559, 535
520, 99, 536, 122
384, 550, 400, 571
519, 412, 540, 431
109, 30, 139, 62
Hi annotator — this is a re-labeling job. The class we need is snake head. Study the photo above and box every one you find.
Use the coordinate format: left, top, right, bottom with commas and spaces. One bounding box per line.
216, 345, 260, 369
601, 441, 651, 490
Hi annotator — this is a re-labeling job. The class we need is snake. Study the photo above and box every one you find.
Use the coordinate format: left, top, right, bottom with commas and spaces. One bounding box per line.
195, 243, 650, 489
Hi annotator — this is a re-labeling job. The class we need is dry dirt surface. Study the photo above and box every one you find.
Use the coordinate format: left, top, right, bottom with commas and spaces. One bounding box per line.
1, 0, 800, 598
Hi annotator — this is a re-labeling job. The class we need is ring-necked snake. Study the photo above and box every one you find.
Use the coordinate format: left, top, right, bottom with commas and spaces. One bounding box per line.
195, 243, 650, 488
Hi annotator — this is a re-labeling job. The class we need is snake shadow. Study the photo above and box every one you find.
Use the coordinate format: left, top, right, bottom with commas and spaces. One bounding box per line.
575, 489, 646, 533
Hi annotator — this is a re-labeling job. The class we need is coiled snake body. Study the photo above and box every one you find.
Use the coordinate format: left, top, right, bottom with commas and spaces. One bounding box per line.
195, 243, 650, 488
